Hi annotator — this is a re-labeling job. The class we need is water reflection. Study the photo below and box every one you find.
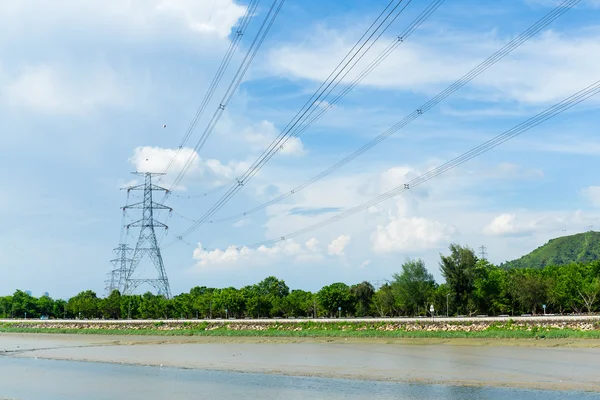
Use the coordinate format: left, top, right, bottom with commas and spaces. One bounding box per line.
0, 357, 596, 400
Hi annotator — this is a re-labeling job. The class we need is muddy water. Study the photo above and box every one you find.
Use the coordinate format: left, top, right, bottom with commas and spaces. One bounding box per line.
1, 357, 598, 400
1, 334, 599, 398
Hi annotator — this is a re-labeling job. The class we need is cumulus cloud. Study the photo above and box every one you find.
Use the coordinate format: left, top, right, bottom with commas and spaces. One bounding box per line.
265, 26, 600, 104
582, 186, 600, 207
483, 213, 537, 236
371, 198, 455, 253
236, 120, 305, 156
0, 0, 247, 39
0, 1, 249, 115
328, 234, 351, 256
305, 237, 319, 252
128, 146, 248, 189
2, 63, 131, 115
191, 237, 323, 271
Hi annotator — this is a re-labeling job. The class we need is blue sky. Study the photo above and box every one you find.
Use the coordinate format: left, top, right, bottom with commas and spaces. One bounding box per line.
1, 0, 600, 298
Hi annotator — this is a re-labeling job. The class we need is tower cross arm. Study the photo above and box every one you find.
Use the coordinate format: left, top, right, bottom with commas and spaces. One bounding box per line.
126, 219, 169, 229
123, 201, 172, 210
121, 184, 170, 192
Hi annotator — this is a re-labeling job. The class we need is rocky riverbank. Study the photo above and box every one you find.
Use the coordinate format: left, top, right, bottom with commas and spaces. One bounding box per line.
1, 317, 599, 336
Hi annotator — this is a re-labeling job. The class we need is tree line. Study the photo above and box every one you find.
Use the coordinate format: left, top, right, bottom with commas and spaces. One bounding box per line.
1, 244, 599, 320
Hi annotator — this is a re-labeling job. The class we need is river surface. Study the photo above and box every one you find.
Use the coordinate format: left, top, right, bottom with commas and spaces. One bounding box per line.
0, 357, 598, 400
1, 334, 600, 398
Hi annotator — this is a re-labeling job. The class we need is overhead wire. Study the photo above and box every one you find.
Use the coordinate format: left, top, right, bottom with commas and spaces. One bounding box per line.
164, 0, 580, 245
163, 0, 418, 246
242, 79, 600, 248
158, 0, 261, 180
168, 183, 231, 199
167, 0, 287, 192
208, 0, 581, 223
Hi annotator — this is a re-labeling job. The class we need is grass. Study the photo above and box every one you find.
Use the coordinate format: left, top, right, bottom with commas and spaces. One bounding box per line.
1, 322, 599, 339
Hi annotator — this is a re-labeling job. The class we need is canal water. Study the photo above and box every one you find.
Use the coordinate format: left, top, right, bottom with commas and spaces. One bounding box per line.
0, 357, 597, 400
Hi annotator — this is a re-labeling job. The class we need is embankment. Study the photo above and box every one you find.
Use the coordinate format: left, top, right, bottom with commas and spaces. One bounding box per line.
1, 316, 599, 338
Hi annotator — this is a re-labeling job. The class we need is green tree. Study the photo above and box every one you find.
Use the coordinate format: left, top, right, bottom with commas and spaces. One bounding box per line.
12, 290, 39, 318
101, 290, 122, 319
67, 290, 99, 319
120, 295, 142, 319
139, 292, 168, 319
172, 293, 194, 319
372, 283, 397, 317
0, 296, 12, 318
190, 287, 216, 318
317, 283, 353, 316
513, 270, 549, 314
471, 260, 508, 315
439, 244, 478, 315
242, 285, 271, 318
212, 287, 245, 318
282, 290, 315, 317
350, 281, 375, 317
53, 299, 68, 319
37, 293, 55, 318
392, 258, 435, 316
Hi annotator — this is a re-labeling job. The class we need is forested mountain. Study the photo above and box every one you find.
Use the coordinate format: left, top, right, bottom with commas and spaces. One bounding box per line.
502, 231, 600, 269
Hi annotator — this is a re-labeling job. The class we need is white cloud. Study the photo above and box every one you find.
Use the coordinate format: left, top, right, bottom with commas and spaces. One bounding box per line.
155, 0, 247, 37
128, 146, 249, 189
191, 239, 323, 271
328, 234, 351, 256
371, 199, 455, 253
0, 0, 247, 40
2, 63, 131, 115
265, 26, 600, 104
235, 120, 305, 156
305, 237, 319, 252
232, 218, 250, 228
582, 186, 600, 207
483, 213, 537, 236
359, 259, 371, 269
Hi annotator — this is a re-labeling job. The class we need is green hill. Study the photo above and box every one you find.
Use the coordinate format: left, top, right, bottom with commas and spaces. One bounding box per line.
501, 231, 600, 269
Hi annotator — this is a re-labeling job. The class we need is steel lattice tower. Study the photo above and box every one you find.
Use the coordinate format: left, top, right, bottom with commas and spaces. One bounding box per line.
105, 244, 133, 295
121, 172, 172, 298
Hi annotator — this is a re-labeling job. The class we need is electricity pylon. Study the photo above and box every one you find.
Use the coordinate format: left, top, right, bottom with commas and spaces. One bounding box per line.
105, 244, 133, 296
121, 172, 172, 298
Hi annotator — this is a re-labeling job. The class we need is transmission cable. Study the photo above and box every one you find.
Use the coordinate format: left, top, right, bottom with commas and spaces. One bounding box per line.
163, 0, 417, 246
159, 0, 261, 180
240, 79, 600, 248
167, 0, 580, 237
167, 0, 287, 192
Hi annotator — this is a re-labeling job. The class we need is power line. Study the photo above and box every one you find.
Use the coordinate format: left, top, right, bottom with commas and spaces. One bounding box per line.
163, 0, 426, 246
236, 79, 600, 249
159, 0, 261, 180
167, 0, 287, 192
201, 0, 580, 225
168, 0, 429, 195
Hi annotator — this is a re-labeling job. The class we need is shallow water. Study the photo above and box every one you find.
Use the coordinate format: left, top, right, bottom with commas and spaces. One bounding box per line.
0, 357, 597, 400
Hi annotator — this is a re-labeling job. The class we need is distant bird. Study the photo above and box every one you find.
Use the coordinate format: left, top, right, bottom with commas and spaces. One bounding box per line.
163, 124, 167, 128
146, 159, 149, 161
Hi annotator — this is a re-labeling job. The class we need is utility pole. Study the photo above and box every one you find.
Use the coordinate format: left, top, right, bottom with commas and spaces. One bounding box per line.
120, 172, 173, 298
478, 245, 488, 261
